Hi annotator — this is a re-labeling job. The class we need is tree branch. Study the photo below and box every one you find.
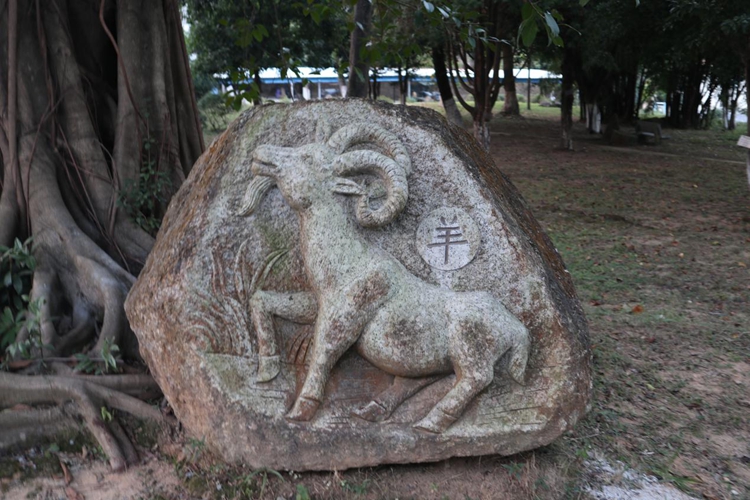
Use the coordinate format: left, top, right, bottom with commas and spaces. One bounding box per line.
446, 39, 475, 115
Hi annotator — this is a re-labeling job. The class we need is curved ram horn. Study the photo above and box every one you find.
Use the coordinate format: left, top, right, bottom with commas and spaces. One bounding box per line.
326, 123, 411, 176
333, 150, 408, 228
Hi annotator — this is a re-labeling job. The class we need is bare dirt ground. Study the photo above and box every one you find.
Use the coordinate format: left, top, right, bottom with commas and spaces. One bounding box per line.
492, 114, 749, 500
2, 109, 748, 499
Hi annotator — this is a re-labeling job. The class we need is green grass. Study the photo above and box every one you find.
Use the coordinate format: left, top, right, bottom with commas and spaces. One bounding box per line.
410, 100, 581, 122
498, 115, 749, 498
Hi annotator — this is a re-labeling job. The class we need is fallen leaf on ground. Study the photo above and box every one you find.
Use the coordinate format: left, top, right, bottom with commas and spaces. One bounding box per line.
631, 304, 644, 314
60, 458, 73, 485
65, 486, 84, 500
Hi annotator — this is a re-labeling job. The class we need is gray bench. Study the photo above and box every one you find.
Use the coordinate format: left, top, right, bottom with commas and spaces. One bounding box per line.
636, 121, 670, 145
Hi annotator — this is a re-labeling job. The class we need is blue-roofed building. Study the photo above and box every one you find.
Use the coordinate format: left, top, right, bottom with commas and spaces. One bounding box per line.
240, 67, 562, 103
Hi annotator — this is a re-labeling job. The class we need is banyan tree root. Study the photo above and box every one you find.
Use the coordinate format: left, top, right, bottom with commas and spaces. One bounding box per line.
0, 369, 171, 472
0, 0, 203, 358
0, 0, 202, 471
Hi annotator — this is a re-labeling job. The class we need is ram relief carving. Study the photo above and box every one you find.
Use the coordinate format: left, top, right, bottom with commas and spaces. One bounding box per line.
236, 122, 531, 434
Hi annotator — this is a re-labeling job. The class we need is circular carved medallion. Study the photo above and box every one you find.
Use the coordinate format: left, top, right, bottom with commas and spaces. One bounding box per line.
416, 207, 481, 270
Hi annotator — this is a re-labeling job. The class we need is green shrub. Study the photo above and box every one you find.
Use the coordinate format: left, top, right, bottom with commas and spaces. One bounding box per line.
193, 72, 219, 100
0, 238, 35, 353
198, 92, 231, 132
117, 135, 172, 235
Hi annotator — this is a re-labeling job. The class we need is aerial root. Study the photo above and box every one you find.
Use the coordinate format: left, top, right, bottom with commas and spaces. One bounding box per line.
0, 372, 173, 472
11, 241, 138, 361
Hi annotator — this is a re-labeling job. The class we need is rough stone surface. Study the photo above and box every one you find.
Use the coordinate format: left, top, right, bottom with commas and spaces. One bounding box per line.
125, 100, 591, 471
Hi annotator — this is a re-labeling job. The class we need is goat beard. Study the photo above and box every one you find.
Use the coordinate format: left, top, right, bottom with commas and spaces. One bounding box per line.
238, 175, 276, 216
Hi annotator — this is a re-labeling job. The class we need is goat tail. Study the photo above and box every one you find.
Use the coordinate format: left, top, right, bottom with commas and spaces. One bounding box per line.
507, 324, 531, 386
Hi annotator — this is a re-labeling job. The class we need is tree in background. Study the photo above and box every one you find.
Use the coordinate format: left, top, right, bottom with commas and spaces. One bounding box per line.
432, 44, 465, 125
0, 0, 202, 470
185, 0, 349, 105
444, 0, 503, 150
498, 0, 522, 116
370, 0, 427, 104
348, 0, 373, 98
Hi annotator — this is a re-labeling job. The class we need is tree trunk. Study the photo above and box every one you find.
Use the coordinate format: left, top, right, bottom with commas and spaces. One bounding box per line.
472, 41, 493, 150
623, 70, 637, 122
444, 0, 502, 150
0, 0, 202, 466
397, 67, 407, 105
253, 71, 263, 105
338, 71, 347, 97
578, 89, 586, 121
432, 46, 463, 127
473, 120, 491, 151
370, 69, 379, 100
745, 40, 750, 191
585, 103, 601, 134
501, 43, 519, 115
561, 53, 575, 150
527, 51, 532, 111
347, 0, 372, 99
635, 70, 647, 119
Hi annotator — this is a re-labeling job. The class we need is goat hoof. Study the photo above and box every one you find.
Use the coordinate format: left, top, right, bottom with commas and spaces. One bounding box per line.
413, 409, 457, 434
286, 397, 319, 421
351, 401, 389, 422
256, 355, 280, 383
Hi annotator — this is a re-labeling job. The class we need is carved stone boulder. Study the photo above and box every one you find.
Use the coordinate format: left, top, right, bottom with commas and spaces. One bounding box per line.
125, 100, 591, 471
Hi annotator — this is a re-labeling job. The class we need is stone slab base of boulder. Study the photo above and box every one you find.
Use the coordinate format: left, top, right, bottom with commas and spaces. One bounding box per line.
125, 99, 591, 471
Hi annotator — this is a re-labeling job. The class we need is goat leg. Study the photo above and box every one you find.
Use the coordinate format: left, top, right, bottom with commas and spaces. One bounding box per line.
250, 290, 317, 382
286, 302, 366, 421
352, 375, 444, 422
288, 271, 391, 421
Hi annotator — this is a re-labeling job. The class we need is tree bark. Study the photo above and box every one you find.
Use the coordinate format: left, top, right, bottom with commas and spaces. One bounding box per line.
635, 70, 647, 119
397, 66, 407, 105
431, 46, 463, 127
0, 0, 20, 248
527, 51, 532, 111
253, 71, 263, 105
561, 52, 575, 150
745, 38, 750, 191
502, 43, 519, 115
347, 0, 372, 99
729, 85, 739, 130
0, 0, 202, 467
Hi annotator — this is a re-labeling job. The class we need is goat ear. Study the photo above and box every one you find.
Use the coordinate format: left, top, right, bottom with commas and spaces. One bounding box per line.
332, 178, 365, 196
315, 120, 332, 142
